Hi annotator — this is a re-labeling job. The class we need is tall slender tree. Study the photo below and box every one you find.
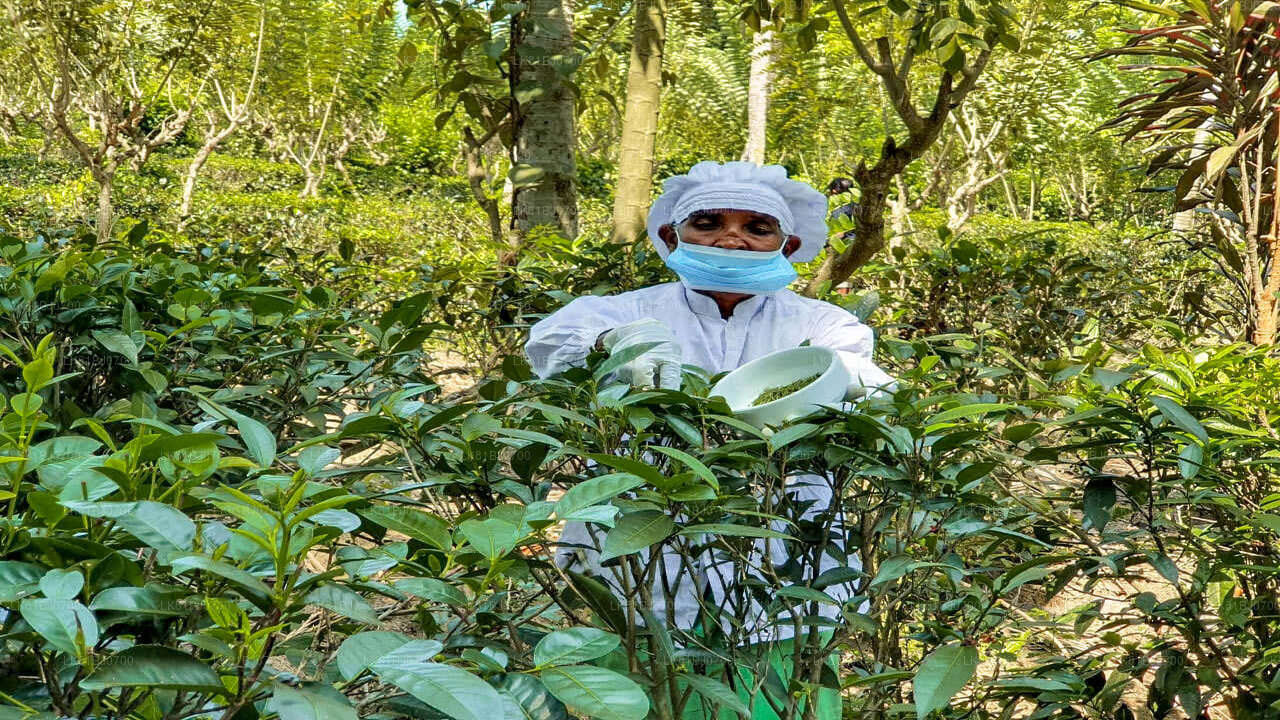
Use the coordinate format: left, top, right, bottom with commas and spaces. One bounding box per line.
740, 25, 774, 164
610, 0, 668, 245
510, 0, 579, 242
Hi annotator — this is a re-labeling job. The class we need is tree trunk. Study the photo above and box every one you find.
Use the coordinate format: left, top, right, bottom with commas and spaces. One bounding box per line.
300, 164, 324, 198
510, 0, 578, 244
180, 123, 239, 219
464, 129, 505, 246
803, 148, 904, 295
95, 168, 115, 243
609, 0, 667, 245
740, 27, 773, 164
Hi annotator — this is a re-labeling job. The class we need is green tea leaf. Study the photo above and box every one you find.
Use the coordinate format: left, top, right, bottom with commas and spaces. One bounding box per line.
38, 568, 83, 600
534, 628, 620, 667
680, 523, 793, 541
20, 598, 98, 655
539, 665, 649, 720
267, 682, 358, 720
600, 511, 674, 561
396, 577, 468, 606
1150, 396, 1208, 444
81, 645, 223, 692
305, 584, 379, 624
373, 644, 504, 720
913, 643, 978, 719
1082, 478, 1116, 533
337, 632, 419, 680
678, 674, 751, 719
116, 501, 196, 551
359, 506, 451, 550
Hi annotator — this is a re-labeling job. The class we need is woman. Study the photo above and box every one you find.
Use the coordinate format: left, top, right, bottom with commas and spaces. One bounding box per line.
525, 161, 895, 720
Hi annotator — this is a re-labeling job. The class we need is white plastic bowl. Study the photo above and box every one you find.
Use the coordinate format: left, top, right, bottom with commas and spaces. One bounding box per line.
709, 346, 849, 428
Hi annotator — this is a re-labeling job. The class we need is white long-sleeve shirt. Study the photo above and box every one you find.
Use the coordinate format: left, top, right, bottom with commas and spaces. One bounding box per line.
525, 281, 895, 388
526, 282, 892, 641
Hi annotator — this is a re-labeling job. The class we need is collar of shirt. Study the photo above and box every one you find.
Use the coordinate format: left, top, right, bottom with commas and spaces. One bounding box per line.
679, 283, 770, 320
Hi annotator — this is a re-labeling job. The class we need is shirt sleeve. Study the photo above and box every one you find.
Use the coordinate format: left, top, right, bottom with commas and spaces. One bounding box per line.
524, 295, 637, 379
806, 305, 897, 394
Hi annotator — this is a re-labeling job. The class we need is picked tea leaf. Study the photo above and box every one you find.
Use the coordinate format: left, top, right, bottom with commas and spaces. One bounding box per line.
751, 373, 822, 407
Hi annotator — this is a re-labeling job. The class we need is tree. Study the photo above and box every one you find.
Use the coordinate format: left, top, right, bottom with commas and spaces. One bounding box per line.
179, 3, 267, 220
1098, 0, 1280, 344
740, 25, 775, 163
800, 0, 1020, 296
510, 0, 579, 241
3, 0, 220, 241
255, 0, 398, 199
610, 0, 668, 245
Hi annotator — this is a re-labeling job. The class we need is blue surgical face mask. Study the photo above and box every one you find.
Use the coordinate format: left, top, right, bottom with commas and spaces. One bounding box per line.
664, 230, 797, 295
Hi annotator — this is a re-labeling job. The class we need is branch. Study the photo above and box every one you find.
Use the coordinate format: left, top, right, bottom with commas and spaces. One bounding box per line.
875, 36, 923, 134
829, 0, 881, 72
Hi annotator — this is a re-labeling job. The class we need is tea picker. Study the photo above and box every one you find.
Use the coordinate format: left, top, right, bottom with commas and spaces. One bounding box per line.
525, 161, 896, 720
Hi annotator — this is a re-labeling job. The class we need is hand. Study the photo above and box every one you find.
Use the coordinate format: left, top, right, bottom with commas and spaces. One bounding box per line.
601, 319, 682, 389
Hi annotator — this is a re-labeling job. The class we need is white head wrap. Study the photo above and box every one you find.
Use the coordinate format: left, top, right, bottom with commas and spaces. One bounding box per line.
646, 161, 830, 263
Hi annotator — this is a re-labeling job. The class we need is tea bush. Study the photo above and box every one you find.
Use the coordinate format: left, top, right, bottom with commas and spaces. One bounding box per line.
0, 214, 1277, 720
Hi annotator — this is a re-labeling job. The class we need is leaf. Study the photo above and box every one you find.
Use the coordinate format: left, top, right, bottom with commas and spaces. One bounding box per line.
495, 674, 567, 720
769, 423, 820, 450
592, 342, 662, 382
678, 674, 751, 718
80, 645, 223, 692
1178, 443, 1203, 480
396, 577, 468, 606
680, 523, 793, 541
298, 446, 341, 476
647, 446, 718, 490
0, 562, 44, 602
871, 555, 931, 587
1082, 478, 1116, 533
600, 511, 675, 561
91, 329, 139, 364
167, 553, 274, 610
459, 518, 522, 561
89, 586, 185, 616
927, 403, 1013, 426
533, 628, 620, 667
1091, 367, 1133, 392
39, 568, 83, 600
305, 584, 380, 625
1150, 396, 1208, 444
1205, 143, 1239, 183
913, 643, 978, 719
538, 665, 649, 720
1148, 553, 1179, 583
461, 412, 503, 442
20, 598, 98, 655
267, 682, 358, 720
337, 632, 419, 680
359, 506, 451, 550
116, 501, 196, 551
372, 644, 505, 720
197, 398, 276, 467
554, 474, 644, 518
23, 355, 53, 391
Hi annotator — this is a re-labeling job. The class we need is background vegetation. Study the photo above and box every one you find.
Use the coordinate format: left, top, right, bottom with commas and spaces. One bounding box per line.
0, 0, 1277, 719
